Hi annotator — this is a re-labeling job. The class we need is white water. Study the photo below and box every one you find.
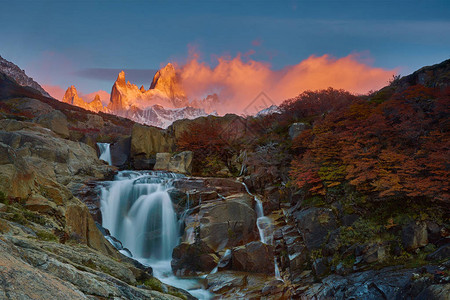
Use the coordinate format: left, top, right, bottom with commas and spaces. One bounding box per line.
97, 143, 112, 165
100, 171, 212, 299
242, 182, 282, 280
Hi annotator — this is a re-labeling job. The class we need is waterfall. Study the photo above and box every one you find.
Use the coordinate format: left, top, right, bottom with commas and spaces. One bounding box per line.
242, 182, 282, 280
242, 183, 274, 244
100, 170, 212, 299
97, 143, 112, 165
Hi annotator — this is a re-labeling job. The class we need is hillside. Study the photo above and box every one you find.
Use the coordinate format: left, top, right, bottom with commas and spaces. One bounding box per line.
0, 58, 448, 299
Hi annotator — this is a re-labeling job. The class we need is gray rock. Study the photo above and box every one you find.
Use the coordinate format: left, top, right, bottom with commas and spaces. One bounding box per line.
292, 207, 337, 250
34, 109, 69, 138
231, 241, 274, 274
288, 122, 307, 139
426, 244, 450, 261
402, 222, 428, 251
416, 284, 450, 300
312, 257, 328, 277
154, 151, 194, 174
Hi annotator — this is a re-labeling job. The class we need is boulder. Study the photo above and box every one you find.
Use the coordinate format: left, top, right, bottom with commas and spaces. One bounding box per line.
34, 110, 69, 138
171, 241, 218, 275
288, 122, 307, 139
426, 244, 450, 261
110, 136, 131, 168
292, 207, 337, 250
3, 98, 54, 117
402, 222, 428, 251
0, 142, 35, 199
188, 193, 258, 251
130, 123, 175, 158
362, 243, 387, 264
154, 151, 193, 174
416, 284, 450, 300
231, 241, 274, 274
312, 258, 328, 277
79, 113, 104, 129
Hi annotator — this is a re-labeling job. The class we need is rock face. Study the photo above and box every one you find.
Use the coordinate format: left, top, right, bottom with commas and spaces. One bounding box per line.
110, 136, 131, 168
0, 117, 187, 299
288, 122, 307, 139
62, 86, 105, 113
130, 123, 176, 169
402, 222, 428, 251
231, 241, 274, 274
171, 241, 219, 276
108, 67, 189, 114
301, 265, 449, 300
34, 109, 70, 138
154, 151, 193, 174
179, 191, 258, 252
292, 207, 337, 250
0, 55, 50, 97
150, 63, 187, 107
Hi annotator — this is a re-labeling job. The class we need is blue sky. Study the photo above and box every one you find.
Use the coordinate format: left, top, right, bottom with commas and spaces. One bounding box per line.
0, 0, 449, 97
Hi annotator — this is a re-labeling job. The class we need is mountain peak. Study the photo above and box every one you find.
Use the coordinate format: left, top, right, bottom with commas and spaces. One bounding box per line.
62, 85, 83, 106
149, 63, 187, 107
0, 55, 51, 97
116, 71, 126, 85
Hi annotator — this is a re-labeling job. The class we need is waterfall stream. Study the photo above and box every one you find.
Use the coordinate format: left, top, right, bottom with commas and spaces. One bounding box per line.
100, 171, 212, 299
242, 182, 282, 280
97, 143, 112, 165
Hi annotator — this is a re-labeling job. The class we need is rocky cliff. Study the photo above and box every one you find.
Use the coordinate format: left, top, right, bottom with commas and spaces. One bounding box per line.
62, 85, 106, 113
0, 55, 50, 97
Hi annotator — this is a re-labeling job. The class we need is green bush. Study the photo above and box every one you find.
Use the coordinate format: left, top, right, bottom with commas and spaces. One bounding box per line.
143, 277, 163, 293
36, 230, 57, 242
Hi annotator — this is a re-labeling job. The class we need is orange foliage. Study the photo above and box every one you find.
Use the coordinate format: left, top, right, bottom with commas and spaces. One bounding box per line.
289, 85, 449, 202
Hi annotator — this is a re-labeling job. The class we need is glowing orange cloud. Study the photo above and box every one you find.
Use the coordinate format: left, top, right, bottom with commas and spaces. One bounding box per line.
177, 53, 396, 114
42, 85, 66, 100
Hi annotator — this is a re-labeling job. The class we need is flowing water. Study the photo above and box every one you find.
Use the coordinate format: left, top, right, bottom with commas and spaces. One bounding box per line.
100, 171, 212, 299
97, 142, 112, 165
242, 182, 282, 280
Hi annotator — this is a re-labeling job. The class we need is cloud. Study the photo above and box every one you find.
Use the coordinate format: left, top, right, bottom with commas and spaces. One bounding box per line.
251, 38, 262, 47
177, 52, 396, 114
42, 84, 66, 100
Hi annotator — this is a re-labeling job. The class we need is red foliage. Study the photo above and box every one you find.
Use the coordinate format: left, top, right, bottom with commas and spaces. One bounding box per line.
289, 85, 449, 202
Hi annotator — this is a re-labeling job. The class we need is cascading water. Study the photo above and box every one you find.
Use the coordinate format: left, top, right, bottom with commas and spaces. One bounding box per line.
242, 182, 282, 280
97, 142, 112, 165
100, 171, 212, 299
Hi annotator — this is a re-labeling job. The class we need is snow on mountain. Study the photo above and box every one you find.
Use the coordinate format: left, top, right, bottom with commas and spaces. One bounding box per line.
0, 55, 50, 97
256, 104, 281, 117
126, 104, 212, 129
63, 63, 217, 128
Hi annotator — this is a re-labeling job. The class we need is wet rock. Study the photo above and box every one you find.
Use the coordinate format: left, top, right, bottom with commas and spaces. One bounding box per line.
402, 222, 428, 251
130, 124, 175, 169
231, 241, 274, 274
171, 241, 218, 275
154, 151, 193, 174
195, 193, 258, 251
110, 136, 131, 168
